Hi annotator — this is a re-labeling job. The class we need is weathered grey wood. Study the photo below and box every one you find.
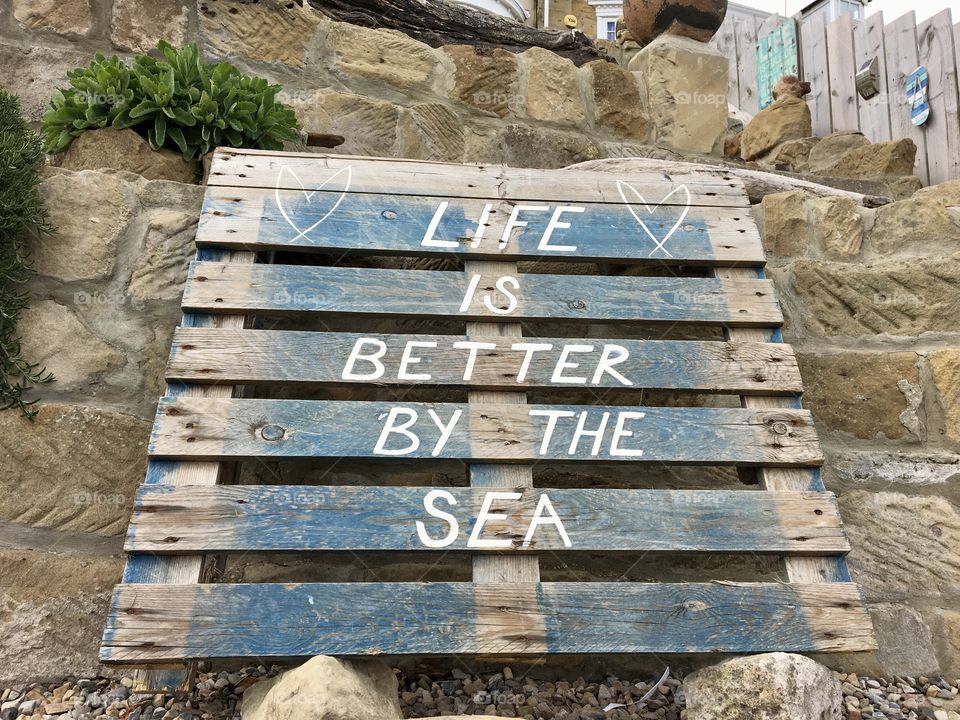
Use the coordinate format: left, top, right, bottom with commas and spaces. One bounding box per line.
885, 11, 929, 184
101, 581, 876, 662
918, 11, 960, 185
853, 13, 893, 142
712, 16, 740, 104
206, 149, 753, 207
167, 328, 804, 395
735, 17, 760, 115
198, 185, 765, 265
125, 485, 850, 555
181, 262, 784, 327
150, 397, 823, 466
826, 13, 860, 132
801, 12, 832, 137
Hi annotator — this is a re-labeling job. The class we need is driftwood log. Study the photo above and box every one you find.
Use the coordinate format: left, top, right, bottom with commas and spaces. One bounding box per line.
307, 0, 614, 65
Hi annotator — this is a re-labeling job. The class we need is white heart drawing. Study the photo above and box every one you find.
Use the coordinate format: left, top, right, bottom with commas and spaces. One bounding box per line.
275, 165, 353, 242
615, 180, 691, 258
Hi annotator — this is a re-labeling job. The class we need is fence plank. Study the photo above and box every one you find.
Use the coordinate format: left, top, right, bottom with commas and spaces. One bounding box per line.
167, 328, 804, 394
885, 11, 929, 183
736, 17, 760, 115
853, 12, 893, 142
181, 263, 783, 326
713, 17, 741, 106
826, 14, 860, 132
801, 12, 833, 136
125, 485, 850, 555
150, 398, 823, 466
101, 581, 876, 662
918, 11, 960, 184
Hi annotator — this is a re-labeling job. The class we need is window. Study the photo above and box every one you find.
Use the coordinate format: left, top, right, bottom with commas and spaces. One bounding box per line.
606, 19, 617, 40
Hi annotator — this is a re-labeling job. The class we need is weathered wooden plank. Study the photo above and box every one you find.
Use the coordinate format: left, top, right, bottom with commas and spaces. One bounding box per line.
801, 12, 833, 137
853, 13, 893, 142
150, 397, 823, 466
735, 17, 760, 115
884, 11, 929, 183
100, 580, 876, 662
918, 11, 960, 185
167, 328, 803, 395
712, 16, 740, 104
826, 13, 860, 132
125, 485, 850, 555
206, 149, 753, 207
181, 263, 784, 327
197, 186, 765, 265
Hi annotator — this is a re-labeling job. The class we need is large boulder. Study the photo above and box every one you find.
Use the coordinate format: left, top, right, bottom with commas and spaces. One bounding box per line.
741, 96, 812, 161
685, 653, 842, 720
870, 180, 960, 255
241, 656, 402, 720
806, 130, 870, 172
12, 0, 92, 35
815, 138, 917, 178
54, 128, 199, 183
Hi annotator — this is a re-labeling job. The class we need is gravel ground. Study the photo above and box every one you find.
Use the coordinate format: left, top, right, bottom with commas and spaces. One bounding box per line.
0, 668, 957, 719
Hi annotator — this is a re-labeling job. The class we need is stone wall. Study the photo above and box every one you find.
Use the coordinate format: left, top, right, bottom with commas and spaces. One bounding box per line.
1, 0, 958, 688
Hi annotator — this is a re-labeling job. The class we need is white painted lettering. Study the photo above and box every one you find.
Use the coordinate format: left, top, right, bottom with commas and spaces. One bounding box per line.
511, 342, 553, 383
453, 340, 497, 381
468, 491, 522, 548
522, 494, 571, 548
483, 275, 519, 315
471, 203, 494, 248
528, 409, 576, 455
421, 201, 458, 248
398, 340, 437, 381
610, 411, 646, 457
426, 408, 462, 457
538, 205, 584, 253
373, 407, 420, 456
416, 489, 459, 548
341, 337, 387, 381
568, 410, 611, 456
592, 344, 633, 386
500, 205, 550, 247
551, 344, 594, 385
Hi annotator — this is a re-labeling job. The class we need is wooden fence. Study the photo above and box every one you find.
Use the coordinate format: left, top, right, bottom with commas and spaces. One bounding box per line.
713, 9, 960, 185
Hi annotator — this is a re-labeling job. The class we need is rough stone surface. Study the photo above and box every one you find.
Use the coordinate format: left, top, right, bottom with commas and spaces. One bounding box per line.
870, 180, 960, 255
806, 131, 871, 172
127, 210, 199, 301
685, 653, 841, 720
798, 352, 920, 440
12, 0, 92, 35
328, 22, 437, 89
631, 35, 727, 153
241, 656, 402, 720
811, 195, 863, 257
930, 350, 960, 446
0, 549, 123, 684
442, 45, 521, 119
110, 0, 189, 52
33, 171, 135, 281
398, 103, 465, 163
789, 255, 960, 337
589, 59, 651, 141
496, 124, 602, 168
0, 404, 148, 536
760, 191, 809, 257
764, 136, 819, 171
290, 91, 400, 157
55, 128, 199, 183
18, 301, 126, 389
0, 43, 93, 122
741, 96, 812, 161
522, 47, 586, 125
816, 138, 918, 178
199, 0, 323, 67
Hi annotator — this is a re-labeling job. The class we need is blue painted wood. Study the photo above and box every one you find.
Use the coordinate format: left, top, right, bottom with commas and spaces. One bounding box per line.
166, 328, 803, 394
182, 262, 783, 326
100, 580, 875, 662
198, 187, 765, 265
125, 485, 849, 554
150, 397, 823, 466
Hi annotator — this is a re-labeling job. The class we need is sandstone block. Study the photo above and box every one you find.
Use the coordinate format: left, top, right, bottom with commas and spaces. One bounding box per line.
398, 103, 465, 163
943, 611, 960, 674
33, 171, 135, 281
630, 35, 726, 152
811, 195, 863, 257
760, 191, 810, 257
0, 548, 123, 684
0, 403, 149, 536
588, 60, 650, 141
496, 124, 601, 169
241, 656, 402, 720
12, 0, 92, 36
522, 47, 585, 126
127, 210, 199, 302
18, 301, 125, 389
328, 22, 437, 89
685, 653, 841, 720
798, 352, 920, 440
870, 180, 960, 255
110, 0, 189, 52
806, 131, 870, 172
441, 45, 521, 118
764, 136, 819, 171
0, 43, 93, 122
790, 255, 960, 337
816, 138, 918, 178
55, 128, 199, 183
741, 96, 812, 161
930, 351, 960, 445
289, 91, 400, 157
199, 0, 323, 68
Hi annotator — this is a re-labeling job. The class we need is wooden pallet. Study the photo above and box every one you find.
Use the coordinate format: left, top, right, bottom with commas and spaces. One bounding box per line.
102, 150, 875, 684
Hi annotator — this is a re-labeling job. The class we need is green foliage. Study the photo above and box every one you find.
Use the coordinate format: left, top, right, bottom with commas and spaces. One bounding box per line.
0, 88, 55, 417
42, 41, 300, 161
